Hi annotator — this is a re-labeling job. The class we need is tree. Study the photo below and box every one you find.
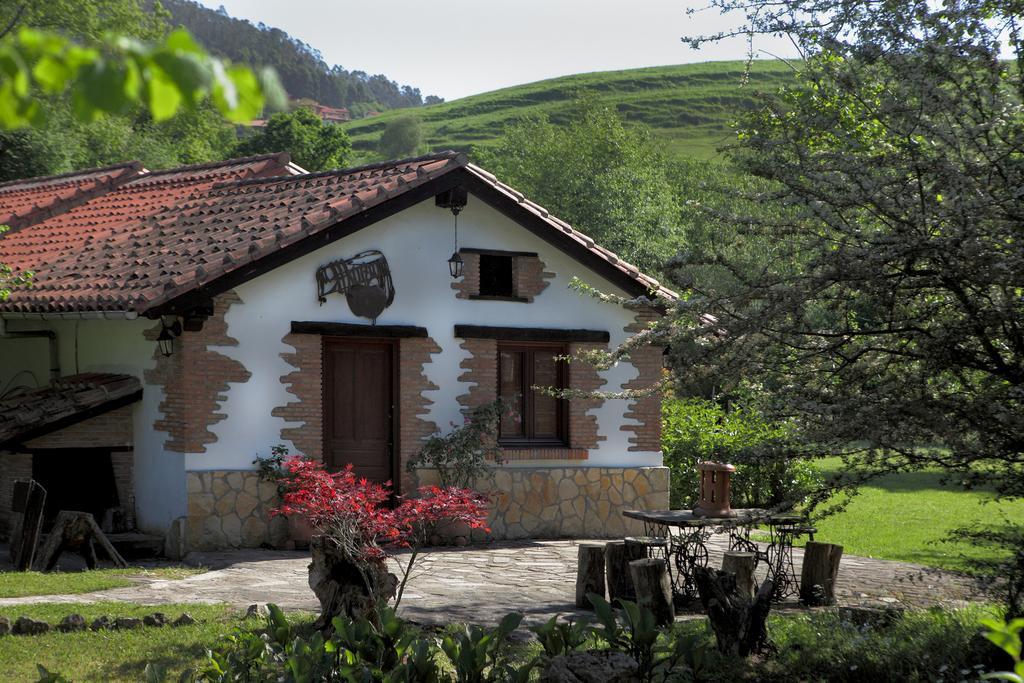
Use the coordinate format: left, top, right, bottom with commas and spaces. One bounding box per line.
236, 107, 351, 171
377, 115, 421, 160
480, 100, 682, 274
620, 0, 1024, 613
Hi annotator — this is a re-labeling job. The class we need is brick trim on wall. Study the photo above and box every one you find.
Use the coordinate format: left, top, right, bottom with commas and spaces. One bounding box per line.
271, 332, 323, 461
621, 306, 664, 452
144, 291, 251, 454
567, 342, 607, 450
452, 252, 554, 302
514, 255, 554, 301
451, 252, 481, 300
456, 338, 498, 411
398, 336, 441, 493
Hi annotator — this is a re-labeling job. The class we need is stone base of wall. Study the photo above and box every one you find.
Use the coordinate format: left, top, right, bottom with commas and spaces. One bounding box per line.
418, 465, 670, 540
184, 465, 668, 549
185, 471, 287, 550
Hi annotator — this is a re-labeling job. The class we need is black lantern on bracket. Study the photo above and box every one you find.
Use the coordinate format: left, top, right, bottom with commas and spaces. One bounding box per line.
436, 187, 468, 279
157, 318, 183, 357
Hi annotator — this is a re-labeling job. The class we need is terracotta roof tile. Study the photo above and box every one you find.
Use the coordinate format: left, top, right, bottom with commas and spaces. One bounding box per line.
0, 162, 144, 229
0, 151, 674, 316
0, 373, 142, 447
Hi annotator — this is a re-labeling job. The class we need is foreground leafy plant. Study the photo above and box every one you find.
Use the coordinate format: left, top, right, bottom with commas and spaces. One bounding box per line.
0, 27, 284, 128
982, 618, 1024, 682
441, 613, 530, 683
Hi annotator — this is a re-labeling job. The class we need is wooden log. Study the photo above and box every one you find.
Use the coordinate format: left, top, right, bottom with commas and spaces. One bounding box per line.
575, 543, 606, 608
628, 558, 675, 626
11, 480, 46, 571
721, 551, 756, 599
694, 567, 774, 656
800, 541, 843, 606
36, 510, 128, 570
605, 540, 646, 602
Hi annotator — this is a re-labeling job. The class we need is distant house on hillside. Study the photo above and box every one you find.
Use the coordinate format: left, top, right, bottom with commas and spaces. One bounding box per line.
0, 151, 671, 552
294, 98, 351, 123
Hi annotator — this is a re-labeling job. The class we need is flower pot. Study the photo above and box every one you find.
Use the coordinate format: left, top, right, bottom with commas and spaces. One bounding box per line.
286, 514, 316, 550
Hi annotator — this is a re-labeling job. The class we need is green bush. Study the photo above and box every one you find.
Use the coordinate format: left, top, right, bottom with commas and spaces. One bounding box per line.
661, 397, 821, 509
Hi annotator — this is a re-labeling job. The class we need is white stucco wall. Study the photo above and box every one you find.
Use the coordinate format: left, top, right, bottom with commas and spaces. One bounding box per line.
194, 196, 660, 472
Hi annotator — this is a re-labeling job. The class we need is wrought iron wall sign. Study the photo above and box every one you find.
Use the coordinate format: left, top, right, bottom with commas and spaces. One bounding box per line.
315, 250, 395, 322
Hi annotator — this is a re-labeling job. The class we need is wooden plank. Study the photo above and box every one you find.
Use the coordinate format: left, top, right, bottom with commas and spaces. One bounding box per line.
11, 480, 46, 571
454, 325, 610, 343
291, 321, 428, 338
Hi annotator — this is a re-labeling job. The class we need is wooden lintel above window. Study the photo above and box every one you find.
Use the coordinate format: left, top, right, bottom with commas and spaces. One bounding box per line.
458, 247, 539, 258
291, 321, 428, 338
454, 325, 609, 343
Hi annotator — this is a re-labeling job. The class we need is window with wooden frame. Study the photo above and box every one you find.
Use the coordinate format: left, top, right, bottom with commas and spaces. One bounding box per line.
498, 343, 568, 445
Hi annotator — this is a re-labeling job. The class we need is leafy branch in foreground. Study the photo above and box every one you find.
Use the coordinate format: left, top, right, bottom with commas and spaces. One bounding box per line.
0, 26, 285, 129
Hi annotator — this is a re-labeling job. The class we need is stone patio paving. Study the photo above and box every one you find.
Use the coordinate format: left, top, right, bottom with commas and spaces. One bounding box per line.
0, 537, 983, 626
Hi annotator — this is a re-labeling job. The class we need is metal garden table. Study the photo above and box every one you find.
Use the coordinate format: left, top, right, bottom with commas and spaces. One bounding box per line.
622, 509, 812, 604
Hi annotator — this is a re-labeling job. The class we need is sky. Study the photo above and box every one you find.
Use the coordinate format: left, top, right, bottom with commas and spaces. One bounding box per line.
196, 0, 794, 101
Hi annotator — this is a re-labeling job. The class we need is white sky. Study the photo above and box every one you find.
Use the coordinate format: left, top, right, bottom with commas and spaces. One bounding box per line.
195, 0, 795, 101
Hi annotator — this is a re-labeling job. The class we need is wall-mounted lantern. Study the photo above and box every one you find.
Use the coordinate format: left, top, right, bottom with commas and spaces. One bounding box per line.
436, 187, 468, 279
157, 317, 182, 357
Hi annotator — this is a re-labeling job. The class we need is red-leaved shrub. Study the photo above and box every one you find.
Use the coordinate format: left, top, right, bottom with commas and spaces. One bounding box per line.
270, 458, 489, 604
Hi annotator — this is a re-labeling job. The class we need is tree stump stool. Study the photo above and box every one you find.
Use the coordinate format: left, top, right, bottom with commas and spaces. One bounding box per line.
36, 510, 127, 570
800, 541, 843, 606
722, 551, 757, 599
629, 558, 675, 626
575, 543, 607, 608
605, 540, 646, 602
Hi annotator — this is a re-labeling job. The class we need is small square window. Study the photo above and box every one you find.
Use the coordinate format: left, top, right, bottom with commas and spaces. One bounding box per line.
479, 254, 514, 297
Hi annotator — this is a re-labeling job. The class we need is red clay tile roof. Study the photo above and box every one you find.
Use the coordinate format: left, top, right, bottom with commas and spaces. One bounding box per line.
0, 153, 297, 304
0, 162, 144, 230
0, 373, 142, 448
0, 151, 674, 316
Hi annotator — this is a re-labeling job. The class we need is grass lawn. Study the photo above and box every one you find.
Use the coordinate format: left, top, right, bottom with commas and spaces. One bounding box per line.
341, 60, 793, 163
800, 458, 1024, 573
0, 567, 206, 599
0, 602, 315, 681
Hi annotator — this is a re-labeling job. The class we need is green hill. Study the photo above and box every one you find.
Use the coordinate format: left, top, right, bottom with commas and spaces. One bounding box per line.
343, 61, 794, 161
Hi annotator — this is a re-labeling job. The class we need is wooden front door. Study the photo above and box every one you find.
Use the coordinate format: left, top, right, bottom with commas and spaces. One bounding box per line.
323, 338, 396, 486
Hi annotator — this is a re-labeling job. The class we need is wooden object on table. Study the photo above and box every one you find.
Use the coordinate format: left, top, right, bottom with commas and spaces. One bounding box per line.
694, 567, 774, 656
629, 558, 675, 626
36, 510, 128, 570
605, 540, 646, 602
721, 551, 756, 599
799, 541, 843, 606
694, 462, 737, 518
575, 543, 606, 608
10, 480, 46, 571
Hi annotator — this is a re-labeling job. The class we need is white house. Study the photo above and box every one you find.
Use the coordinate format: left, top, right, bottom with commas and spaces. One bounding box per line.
0, 151, 671, 551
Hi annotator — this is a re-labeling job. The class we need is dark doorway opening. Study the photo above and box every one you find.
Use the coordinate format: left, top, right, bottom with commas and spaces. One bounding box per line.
31, 449, 120, 529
